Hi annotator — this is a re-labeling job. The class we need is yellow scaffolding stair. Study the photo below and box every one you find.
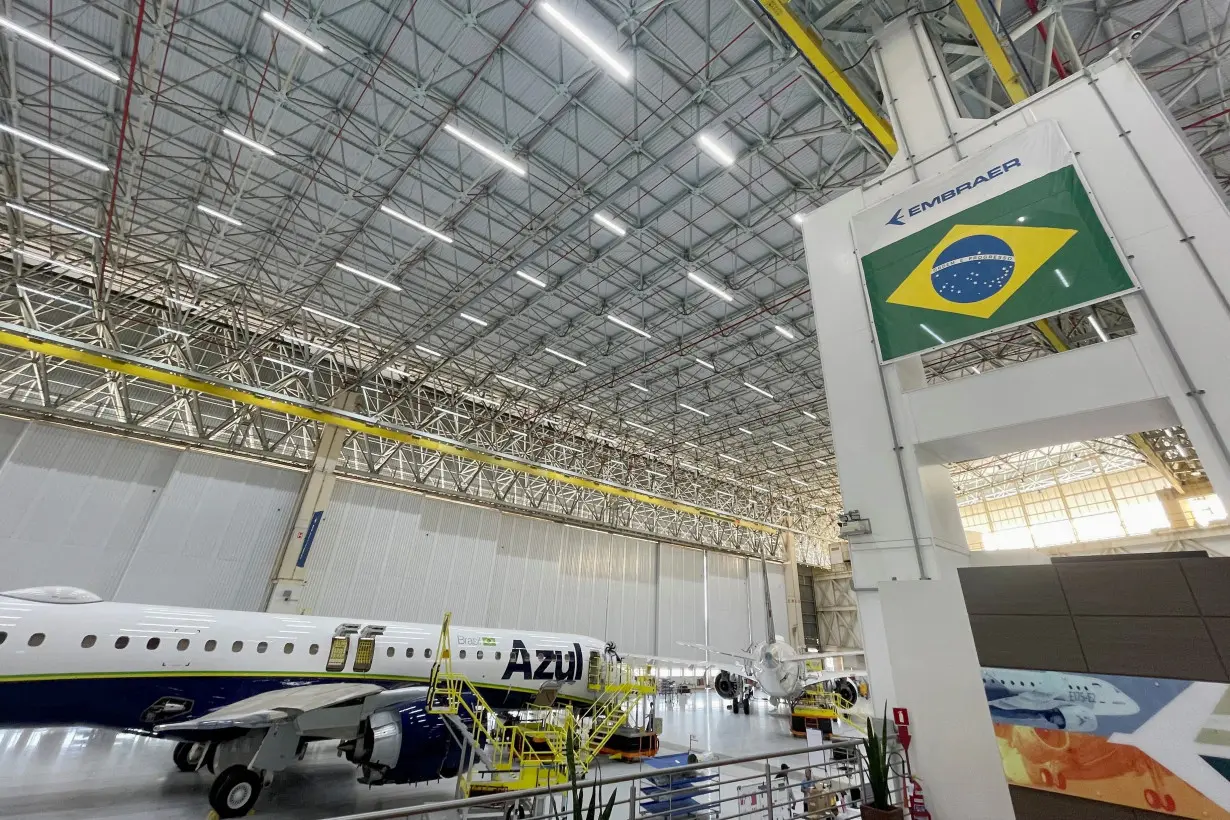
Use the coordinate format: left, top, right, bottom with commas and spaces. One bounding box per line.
427, 614, 655, 797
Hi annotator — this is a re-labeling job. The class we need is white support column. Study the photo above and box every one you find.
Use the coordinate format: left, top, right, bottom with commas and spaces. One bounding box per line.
266, 392, 356, 613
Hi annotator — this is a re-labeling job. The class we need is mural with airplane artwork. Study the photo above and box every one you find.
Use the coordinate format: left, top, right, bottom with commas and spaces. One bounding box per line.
981, 667, 1230, 818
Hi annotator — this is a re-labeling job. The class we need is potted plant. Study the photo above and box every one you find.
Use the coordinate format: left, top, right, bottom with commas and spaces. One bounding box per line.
566, 731, 619, 820
861, 707, 904, 820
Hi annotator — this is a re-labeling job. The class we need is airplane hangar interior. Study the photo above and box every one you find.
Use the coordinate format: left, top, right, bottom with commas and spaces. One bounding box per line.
6, 0, 1230, 818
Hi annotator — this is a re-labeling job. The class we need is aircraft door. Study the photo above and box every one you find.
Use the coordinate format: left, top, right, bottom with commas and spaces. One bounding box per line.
326, 623, 361, 673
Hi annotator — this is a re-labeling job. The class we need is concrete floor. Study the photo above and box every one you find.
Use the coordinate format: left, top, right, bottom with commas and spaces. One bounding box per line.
0, 693, 818, 820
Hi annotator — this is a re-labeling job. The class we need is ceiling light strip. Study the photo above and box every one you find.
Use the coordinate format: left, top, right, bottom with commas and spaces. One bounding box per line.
0, 124, 110, 172
0, 17, 120, 81
7, 202, 100, 238
381, 205, 454, 243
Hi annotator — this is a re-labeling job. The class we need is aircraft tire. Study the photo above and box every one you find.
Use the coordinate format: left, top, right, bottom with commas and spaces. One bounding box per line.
209, 766, 262, 818
731, 698, 740, 715
172, 741, 200, 772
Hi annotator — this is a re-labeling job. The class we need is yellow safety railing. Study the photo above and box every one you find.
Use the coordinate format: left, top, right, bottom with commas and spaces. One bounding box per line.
427, 614, 655, 796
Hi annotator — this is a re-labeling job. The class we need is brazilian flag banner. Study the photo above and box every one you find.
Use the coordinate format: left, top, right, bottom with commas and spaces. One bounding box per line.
853, 121, 1136, 363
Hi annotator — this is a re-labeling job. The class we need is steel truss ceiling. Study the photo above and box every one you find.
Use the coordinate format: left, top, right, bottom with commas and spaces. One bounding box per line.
0, 0, 1219, 561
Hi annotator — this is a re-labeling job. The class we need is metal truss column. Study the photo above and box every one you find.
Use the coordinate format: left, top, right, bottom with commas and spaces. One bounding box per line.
266, 391, 358, 614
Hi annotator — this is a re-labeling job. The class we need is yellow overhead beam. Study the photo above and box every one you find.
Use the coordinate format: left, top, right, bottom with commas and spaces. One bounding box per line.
754, 0, 898, 157
953, 0, 1030, 105
0, 324, 778, 534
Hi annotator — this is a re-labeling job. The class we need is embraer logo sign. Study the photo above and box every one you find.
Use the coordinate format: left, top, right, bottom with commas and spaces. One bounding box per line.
886, 157, 1022, 226
501, 640, 585, 682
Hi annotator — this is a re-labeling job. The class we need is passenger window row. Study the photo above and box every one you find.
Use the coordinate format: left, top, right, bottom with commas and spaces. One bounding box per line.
0, 630, 500, 664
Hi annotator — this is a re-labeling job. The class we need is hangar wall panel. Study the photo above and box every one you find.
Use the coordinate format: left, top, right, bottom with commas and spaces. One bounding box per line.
750, 560, 790, 641
705, 552, 752, 653
113, 452, 303, 610
0, 419, 302, 608
0, 420, 177, 596
599, 535, 658, 655
657, 544, 707, 660
297, 481, 501, 624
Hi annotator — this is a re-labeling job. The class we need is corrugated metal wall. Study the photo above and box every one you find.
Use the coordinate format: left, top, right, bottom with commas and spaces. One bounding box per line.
301, 478, 790, 656
705, 551, 752, 654
0, 417, 302, 609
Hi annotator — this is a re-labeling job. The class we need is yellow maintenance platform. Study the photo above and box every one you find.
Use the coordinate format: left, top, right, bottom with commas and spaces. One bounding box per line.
427, 614, 656, 797
789, 688, 860, 738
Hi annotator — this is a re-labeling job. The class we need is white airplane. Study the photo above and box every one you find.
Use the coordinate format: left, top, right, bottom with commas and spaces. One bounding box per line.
677, 638, 865, 711
630, 557, 865, 712
982, 667, 1139, 732
0, 586, 610, 818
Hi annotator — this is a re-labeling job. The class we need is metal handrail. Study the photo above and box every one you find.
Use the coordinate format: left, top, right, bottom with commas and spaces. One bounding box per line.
320, 737, 899, 820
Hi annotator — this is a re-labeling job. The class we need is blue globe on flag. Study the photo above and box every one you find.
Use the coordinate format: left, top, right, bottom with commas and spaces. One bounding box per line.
930, 234, 1015, 304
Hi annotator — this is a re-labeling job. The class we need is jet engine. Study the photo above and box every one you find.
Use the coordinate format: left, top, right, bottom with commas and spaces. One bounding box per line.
1048, 705, 1097, 733
714, 671, 739, 700
342, 694, 475, 786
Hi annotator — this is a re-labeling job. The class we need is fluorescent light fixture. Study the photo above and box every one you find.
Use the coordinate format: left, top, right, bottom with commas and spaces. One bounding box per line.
646, 469, 666, 478
1055, 268, 1069, 287
629, 382, 649, 393
0, 17, 120, 81
544, 347, 586, 367
774, 324, 796, 340
496, 374, 537, 391
791, 212, 806, 226
686, 270, 733, 303
607, 314, 650, 339
0, 124, 110, 172
514, 269, 546, 288
694, 357, 715, 370
463, 392, 487, 403
164, 296, 201, 312
1088, 314, 1110, 343
178, 262, 218, 279
196, 204, 242, 226
718, 453, 742, 464
752, 485, 768, 493
335, 262, 401, 292
157, 326, 189, 339
592, 212, 626, 236
596, 435, 619, 444
415, 344, 443, 358
537, 2, 631, 82
12, 247, 93, 278
260, 11, 326, 54
919, 323, 946, 345
683, 441, 699, 449
433, 406, 470, 420
302, 306, 359, 329
772, 441, 795, 453
809, 504, 825, 511
577, 403, 597, 412
680, 460, 697, 469
265, 356, 313, 374
1016, 216, 1027, 223
743, 381, 773, 399
380, 205, 454, 243
791, 478, 811, 487
765, 469, 781, 476
815, 459, 826, 466
17, 284, 91, 310
221, 128, 276, 157
802, 410, 818, 421
626, 421, 654, 433
696, 134, 736, 166
970, 364, 982, 374
678, 402, 710, 417
7, 202, 100, 237
739, 427, 753, 435
443, 123, 526, 176
459, 312, 488, 326
553, 442, 581, 453
281, 333, 335, 353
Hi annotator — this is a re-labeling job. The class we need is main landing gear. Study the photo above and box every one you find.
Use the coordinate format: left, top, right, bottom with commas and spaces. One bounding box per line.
210, 766, 263, 818
172, 741, 206, 772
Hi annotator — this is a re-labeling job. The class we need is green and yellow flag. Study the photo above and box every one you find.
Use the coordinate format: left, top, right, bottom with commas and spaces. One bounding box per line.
855, 123, 1135, 362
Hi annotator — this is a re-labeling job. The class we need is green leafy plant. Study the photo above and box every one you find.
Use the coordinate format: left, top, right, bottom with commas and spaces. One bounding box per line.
567, 731, 618, 820
864, 705, 894, 810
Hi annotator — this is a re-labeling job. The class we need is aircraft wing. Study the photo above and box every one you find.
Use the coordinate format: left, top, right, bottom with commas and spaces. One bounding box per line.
778, 648, 865, 664
155, 682, 385, 732
804, 667, 868, 685
677, 642, 758, 662
987, 693, 1065, 712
